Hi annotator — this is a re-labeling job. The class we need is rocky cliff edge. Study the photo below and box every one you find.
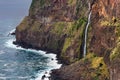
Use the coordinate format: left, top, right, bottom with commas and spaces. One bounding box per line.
15, 0, 120, 80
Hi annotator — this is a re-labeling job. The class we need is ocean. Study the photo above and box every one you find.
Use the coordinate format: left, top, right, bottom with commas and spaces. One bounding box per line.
0, 0, 61, 80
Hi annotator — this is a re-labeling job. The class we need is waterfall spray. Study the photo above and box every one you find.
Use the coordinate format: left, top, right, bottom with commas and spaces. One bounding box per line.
83, 2, 92, 57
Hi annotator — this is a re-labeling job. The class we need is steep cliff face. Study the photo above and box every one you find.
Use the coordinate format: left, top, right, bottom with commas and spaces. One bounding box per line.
89, 0, 118, 57
51, 53, 109, 80
16, 0, 90, 64
15, 0, 120, 80
90, 1, 120, 79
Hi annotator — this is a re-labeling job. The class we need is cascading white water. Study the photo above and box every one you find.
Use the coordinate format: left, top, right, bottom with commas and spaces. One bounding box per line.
83, 2, 92, 57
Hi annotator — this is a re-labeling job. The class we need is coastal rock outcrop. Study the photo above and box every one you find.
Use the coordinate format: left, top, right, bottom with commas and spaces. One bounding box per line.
16, 0, 89, 64
15, 0, 120, 80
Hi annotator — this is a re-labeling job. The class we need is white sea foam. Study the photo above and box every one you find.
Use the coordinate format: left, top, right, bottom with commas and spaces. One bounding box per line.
34, 57, 62, 80
0, 73, 5, 76
0, 60, 4, 62
5, 39, 62, 80
7, 29, 15, 36
9, 29, 15, 34
32, 52, 62, 80
3, 62, 17, 68
17, 76, 31, 79
0, 76, 31, 80
5, 39, 46, 54
0, 77, 7, 80
2, 68, 14, 72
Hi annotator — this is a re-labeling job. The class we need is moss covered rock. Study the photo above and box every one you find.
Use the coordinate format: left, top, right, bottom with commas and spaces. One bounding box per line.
51, 53, 109, 80
15, 0, 120, 80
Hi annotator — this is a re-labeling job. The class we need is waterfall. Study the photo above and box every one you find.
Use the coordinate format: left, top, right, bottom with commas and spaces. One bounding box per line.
83, 2, 92, 57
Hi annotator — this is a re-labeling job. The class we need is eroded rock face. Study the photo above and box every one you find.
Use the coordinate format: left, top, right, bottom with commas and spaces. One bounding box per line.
51, 54, 109, 80
16, 0, 90, 64
15, 0, 120, 80
89, 0, 120, 56
89, 0, 120, 80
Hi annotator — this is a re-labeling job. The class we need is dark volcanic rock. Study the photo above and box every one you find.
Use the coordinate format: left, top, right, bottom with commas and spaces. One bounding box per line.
16, 0, 89, 64
51, 54, 109, 80
15, 0, 120, 80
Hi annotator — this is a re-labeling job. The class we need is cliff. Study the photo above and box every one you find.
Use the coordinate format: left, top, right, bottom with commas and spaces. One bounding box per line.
15, 0, 120, 80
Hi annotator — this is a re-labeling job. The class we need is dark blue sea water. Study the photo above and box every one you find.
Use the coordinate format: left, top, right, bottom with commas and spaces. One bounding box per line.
0, 1, 61, 80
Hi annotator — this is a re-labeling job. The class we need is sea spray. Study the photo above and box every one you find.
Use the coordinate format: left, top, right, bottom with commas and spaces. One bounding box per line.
5, 39, 62, 80
8, 29, 15, 36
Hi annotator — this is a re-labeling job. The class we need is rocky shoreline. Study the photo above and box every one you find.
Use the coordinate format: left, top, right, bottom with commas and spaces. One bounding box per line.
12, 39, 62, 80
13, 41, 66, 65
15, 0, 120, 80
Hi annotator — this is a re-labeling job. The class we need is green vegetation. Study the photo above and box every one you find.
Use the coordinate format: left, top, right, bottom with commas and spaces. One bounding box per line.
72, 17, 87, 30
116, 24, 120, 37
100, 17, 120, 62
59, 17, 87, 63
30, 0, 50, 15
40, 0, 45, 7
51, 22, 66, 35
51, 21, 76, 36
68, 0, 76, 5
101, 17, 120, 27
17, 17, 42, 32
61, 18, 86, 50
17, 16, 30, 31
83, 53, 109, 80
76, 0, 88, 16
16, 0, 120, 79
110, 37, 120, 61
109, 17, 120, 61
67, 17, 86, 37
30, 21, 41, 31
30, 0, 36, 8
30, 0, 45, 8
30, 0, 39, 14
47, 39, 59, 51
62, 38, 71, 53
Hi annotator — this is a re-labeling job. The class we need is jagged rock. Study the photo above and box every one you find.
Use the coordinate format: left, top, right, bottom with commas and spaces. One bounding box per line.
15, 0, 120, 80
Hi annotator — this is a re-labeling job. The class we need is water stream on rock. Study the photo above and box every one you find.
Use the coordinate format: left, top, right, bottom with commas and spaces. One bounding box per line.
83, 2, 92, 57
